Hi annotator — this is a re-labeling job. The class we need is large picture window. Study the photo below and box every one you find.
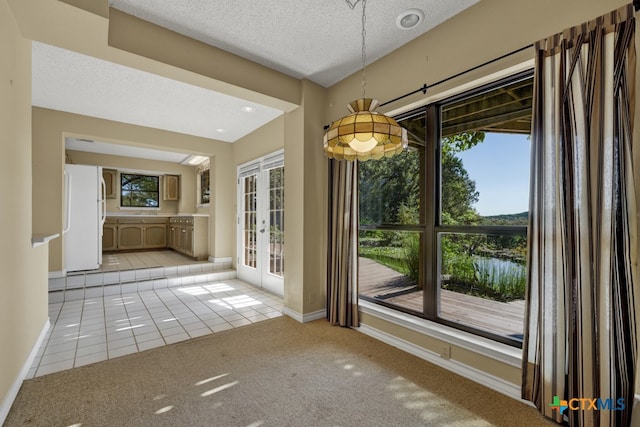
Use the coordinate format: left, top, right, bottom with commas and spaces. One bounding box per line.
359, 71, 533, 346
120, 173, 160, 208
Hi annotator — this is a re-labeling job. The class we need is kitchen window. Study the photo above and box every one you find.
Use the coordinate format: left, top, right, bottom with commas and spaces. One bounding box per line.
358, 71, 533, 346
120, 173, 160, 208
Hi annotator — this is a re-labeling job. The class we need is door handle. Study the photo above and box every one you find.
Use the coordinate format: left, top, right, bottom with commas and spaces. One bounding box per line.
259, 229, 265, 233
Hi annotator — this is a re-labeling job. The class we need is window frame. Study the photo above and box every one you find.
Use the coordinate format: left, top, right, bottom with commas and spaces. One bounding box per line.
359, 69, 533, 348
120, 172, 160, 208
197, 167, 211, 206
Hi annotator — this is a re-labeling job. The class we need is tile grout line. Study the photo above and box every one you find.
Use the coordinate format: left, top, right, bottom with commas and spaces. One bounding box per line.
70, 297, 87, 368
126, 288, 170, 350
168, 286, 217, 335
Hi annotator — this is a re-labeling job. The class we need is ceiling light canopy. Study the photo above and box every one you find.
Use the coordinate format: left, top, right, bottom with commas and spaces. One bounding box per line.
323, 0, 408, 161
396, 9, 424, 30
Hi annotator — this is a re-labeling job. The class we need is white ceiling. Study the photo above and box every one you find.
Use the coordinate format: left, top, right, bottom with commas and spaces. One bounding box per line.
64, 137, 193, 164
32, 0, 479, 161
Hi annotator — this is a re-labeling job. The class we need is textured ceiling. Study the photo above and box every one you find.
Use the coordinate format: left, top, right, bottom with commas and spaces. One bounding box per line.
110, 0, 480, 87
32, 0, 479, 160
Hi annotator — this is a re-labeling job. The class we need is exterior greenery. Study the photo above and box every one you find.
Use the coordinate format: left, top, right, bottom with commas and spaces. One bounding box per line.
359, 132, 528, 302
120, 173, 160, 207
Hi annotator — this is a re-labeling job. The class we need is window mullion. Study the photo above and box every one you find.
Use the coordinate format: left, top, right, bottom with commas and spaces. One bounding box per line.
424, 104, 439, 319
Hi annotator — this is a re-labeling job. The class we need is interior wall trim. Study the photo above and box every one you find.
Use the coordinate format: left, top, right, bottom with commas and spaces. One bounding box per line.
281, 307, 326, 323
359, 300, 522, 368
0, 319, 50, 425
357, 322, 526, 402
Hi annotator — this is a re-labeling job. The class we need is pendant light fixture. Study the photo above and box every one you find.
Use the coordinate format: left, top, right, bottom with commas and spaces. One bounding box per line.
323, 0, 408, 161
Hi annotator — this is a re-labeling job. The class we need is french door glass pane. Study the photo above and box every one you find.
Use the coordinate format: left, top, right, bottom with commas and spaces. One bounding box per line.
242, 175, 257, 268
268, 167, 284, 277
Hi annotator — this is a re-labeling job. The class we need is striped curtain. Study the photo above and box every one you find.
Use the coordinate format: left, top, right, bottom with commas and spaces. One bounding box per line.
327, 159, 359, 327
522, 4, 638, 426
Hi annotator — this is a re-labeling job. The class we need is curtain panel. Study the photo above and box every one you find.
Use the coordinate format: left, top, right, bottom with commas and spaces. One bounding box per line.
327, 159, 359, 327
522, 4, 638, 426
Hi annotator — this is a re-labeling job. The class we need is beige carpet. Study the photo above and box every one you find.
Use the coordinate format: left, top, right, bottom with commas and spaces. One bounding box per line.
5, 317, 554, 426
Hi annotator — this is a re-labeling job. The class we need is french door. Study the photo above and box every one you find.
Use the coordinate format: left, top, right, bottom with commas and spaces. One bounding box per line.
237, 151, 284, 296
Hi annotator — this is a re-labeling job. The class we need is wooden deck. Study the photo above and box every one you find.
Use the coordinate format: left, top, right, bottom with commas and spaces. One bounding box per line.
358, 257, 525, 339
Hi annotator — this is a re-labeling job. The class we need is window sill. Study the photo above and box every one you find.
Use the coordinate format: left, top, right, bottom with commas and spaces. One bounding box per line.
358, 299, 522, 368
119, 207, 160, 211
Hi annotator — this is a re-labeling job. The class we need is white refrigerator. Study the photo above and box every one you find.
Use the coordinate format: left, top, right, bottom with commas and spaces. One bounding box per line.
64, 164, 106, 272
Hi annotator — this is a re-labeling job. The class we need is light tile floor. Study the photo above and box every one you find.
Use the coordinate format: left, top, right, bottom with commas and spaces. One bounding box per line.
100, 250, 208, 271
29, 279, 283, 378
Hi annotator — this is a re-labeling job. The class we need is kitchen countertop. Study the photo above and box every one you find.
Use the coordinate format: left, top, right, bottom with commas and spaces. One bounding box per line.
106, 212, 209, 217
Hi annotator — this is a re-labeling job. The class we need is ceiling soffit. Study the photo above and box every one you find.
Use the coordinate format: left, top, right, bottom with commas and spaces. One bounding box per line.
107, 7, 302, 112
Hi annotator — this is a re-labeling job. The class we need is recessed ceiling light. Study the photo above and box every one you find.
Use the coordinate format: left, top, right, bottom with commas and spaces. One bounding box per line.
241, 106, 256, 113
396, 9, 424, 30
216, 128, 225, 133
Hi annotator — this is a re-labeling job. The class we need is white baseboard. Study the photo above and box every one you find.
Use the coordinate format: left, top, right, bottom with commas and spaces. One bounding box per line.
0, 318, 50, 425
282, 307, 326, 323
357, 323, 523, 401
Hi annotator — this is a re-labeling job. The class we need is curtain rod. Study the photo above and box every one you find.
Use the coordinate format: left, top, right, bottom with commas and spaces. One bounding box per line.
323, 43, 533, 130
380, 43, 532, 108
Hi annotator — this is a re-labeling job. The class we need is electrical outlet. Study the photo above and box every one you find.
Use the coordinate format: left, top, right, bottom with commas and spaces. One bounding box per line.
439, 345, 451, 360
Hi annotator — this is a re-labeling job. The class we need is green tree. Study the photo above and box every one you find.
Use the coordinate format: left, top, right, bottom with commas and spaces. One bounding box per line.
359, 150, 420, 225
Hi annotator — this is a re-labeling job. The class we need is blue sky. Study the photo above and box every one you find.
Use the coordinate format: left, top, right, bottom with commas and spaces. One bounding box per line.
455, 133, 531, 216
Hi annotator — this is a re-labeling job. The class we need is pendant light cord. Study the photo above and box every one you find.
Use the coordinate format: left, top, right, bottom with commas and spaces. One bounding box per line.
345, 0, 367, 99
361, 0, 367, 99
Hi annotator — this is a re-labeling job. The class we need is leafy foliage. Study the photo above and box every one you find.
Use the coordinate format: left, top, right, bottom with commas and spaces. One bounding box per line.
359, 150, 420, 225
358, 130, 528, 302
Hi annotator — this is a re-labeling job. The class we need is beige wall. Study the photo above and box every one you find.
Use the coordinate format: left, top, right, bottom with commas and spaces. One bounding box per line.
327, 0, 630, 388
32, 108, 235, 271
66, 150, 198, 214
233, 115, 285, 166
0, 0, 49, 418
327, 0, 630, 121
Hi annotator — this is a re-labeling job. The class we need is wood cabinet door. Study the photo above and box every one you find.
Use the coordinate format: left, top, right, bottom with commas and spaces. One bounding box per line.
102, 169, 117, 199
144, 224, 167, 248
118, 224, 144, 250
167, 224, 175, 249
181, 226, 194, 256
102, 224, 118, 251
163, 175, 179, 201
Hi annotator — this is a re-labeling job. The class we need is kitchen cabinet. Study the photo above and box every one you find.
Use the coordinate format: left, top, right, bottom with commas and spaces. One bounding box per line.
102, 168, 117, 199
163, 175, 179, 201
102, 218, 118, 251
117, 223, 144, 250
103, 215, 206, 258
113, 217, 168, 251
143, 223, 167, 248
168, 216, 208, 260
